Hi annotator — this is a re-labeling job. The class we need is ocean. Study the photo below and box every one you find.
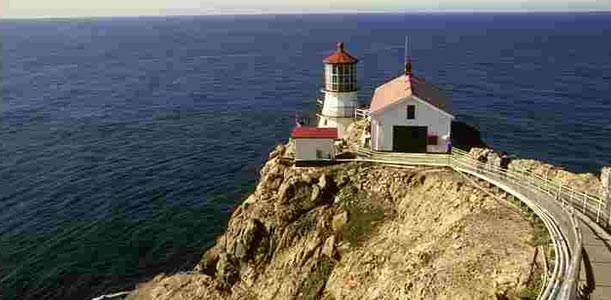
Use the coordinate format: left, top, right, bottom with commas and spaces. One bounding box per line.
1, 12, 610, 299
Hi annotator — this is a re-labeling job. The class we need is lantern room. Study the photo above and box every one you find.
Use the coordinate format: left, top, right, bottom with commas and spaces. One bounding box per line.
323, 42, 358, 93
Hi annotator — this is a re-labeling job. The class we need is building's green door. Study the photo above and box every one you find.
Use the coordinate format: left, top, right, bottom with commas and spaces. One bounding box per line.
392, 126, 427, 153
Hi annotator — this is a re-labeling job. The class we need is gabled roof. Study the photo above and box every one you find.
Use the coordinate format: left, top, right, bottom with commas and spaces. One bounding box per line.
323, 42, 358, 64
291, 127, 338, 139
370, 74, 412, 112
370, 74, 451, 115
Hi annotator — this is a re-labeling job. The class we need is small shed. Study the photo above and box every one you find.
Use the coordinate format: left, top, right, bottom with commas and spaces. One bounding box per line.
291, 127, 338, 162
370, 65, 454, 153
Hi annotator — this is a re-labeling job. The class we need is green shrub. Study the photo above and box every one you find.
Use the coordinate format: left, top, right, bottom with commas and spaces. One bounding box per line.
301, 256, 335, 300
530, 218, 551, 247
517, 272, 543, 300
517, 287, 538, 300
338, 189, 385, 246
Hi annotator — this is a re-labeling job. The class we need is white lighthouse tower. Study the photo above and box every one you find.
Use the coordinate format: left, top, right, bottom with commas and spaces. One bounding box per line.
317, 42, 359, 138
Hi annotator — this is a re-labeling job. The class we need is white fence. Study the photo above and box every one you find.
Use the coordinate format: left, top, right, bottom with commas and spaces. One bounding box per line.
354, 108, 370, 120
450, 148, 608, 230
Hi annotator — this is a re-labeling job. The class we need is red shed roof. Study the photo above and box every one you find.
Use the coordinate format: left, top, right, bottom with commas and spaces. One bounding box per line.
291, 127, 338, 139
323, 42, 358, 64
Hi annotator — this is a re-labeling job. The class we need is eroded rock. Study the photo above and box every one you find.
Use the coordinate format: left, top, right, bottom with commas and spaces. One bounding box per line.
196, 246, 220, 276
331, 211, 349, 234
216, 252, 239, 290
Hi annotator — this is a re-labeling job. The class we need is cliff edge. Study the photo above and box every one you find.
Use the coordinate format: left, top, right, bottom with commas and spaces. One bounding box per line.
127, 144, 548, 300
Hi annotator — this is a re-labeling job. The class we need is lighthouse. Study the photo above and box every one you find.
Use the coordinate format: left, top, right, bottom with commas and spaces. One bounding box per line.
317, 42, 359, 138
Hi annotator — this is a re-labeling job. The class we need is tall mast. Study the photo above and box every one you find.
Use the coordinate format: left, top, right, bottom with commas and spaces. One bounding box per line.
404, 35, 408, 65
404, 35, 412, 78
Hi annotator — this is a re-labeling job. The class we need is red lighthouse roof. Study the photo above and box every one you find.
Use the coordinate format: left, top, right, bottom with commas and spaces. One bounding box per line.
323, 42, 358, 64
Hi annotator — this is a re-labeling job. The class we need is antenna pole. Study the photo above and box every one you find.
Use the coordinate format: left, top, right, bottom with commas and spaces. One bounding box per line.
403, 35, 412, 77
404, 35, 408, 63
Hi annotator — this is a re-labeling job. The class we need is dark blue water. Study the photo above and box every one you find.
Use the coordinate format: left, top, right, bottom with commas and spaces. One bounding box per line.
1, 13, 610, 299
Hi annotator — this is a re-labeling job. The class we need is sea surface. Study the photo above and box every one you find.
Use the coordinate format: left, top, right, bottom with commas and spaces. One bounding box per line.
1, 12, 610, 299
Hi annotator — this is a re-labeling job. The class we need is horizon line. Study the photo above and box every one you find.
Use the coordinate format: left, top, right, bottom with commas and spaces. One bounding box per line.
2, 9, 611, 20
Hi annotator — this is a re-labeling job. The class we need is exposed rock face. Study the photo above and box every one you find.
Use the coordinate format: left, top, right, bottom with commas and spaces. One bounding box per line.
343, 119, 367, 152
129, 144, 543, 300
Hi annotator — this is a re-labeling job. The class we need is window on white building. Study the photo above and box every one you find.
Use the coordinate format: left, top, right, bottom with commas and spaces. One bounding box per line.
407, 105, 415, 119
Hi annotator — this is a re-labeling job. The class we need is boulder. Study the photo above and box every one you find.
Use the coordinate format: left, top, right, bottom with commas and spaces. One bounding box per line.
310, 185, 321, 203
234, 240, 248, 261
332, 211, 349, 234
234, 219, 268, 262
244, 194, 258, 205
195, 246, 220, 276
277, 178, 297, 204
321, 235, 337, 258
318, 174, 328, 190
269, 144, 286, 160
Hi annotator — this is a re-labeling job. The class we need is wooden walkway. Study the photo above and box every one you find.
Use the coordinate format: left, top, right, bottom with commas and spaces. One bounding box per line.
354, 147, 611, 300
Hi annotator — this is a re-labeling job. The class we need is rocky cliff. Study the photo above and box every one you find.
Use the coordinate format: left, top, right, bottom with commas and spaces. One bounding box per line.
128, 144, 548, 300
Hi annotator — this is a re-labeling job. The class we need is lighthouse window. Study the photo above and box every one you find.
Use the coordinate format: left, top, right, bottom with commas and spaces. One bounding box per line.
325, 63, 356, 92
346, 65, 354, 91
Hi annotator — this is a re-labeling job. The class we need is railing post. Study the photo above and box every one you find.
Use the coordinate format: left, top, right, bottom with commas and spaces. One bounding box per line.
596, 197, 602, 223
583, 192, 588, 214
603, 174, 611, 228
558, 184, 564, 207
545, 170, 549, 194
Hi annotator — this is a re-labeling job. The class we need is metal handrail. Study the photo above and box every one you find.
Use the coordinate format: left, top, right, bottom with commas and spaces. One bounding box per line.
354, 146, 584, 299
456, 149, 608, 230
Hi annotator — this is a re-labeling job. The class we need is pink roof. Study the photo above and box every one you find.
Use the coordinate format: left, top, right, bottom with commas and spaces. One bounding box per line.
291, 127, 338, 139
323, 42, 358, 64
370, 74, 450, 114
370, 74, 412, 113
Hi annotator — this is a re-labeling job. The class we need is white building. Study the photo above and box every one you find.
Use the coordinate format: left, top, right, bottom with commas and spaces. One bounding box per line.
370, 60, 454, 153
291, 127, 338, 162
317, 42, 359, 138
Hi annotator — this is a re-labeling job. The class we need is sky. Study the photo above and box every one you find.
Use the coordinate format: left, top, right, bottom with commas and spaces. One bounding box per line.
2, 0, 611, 19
